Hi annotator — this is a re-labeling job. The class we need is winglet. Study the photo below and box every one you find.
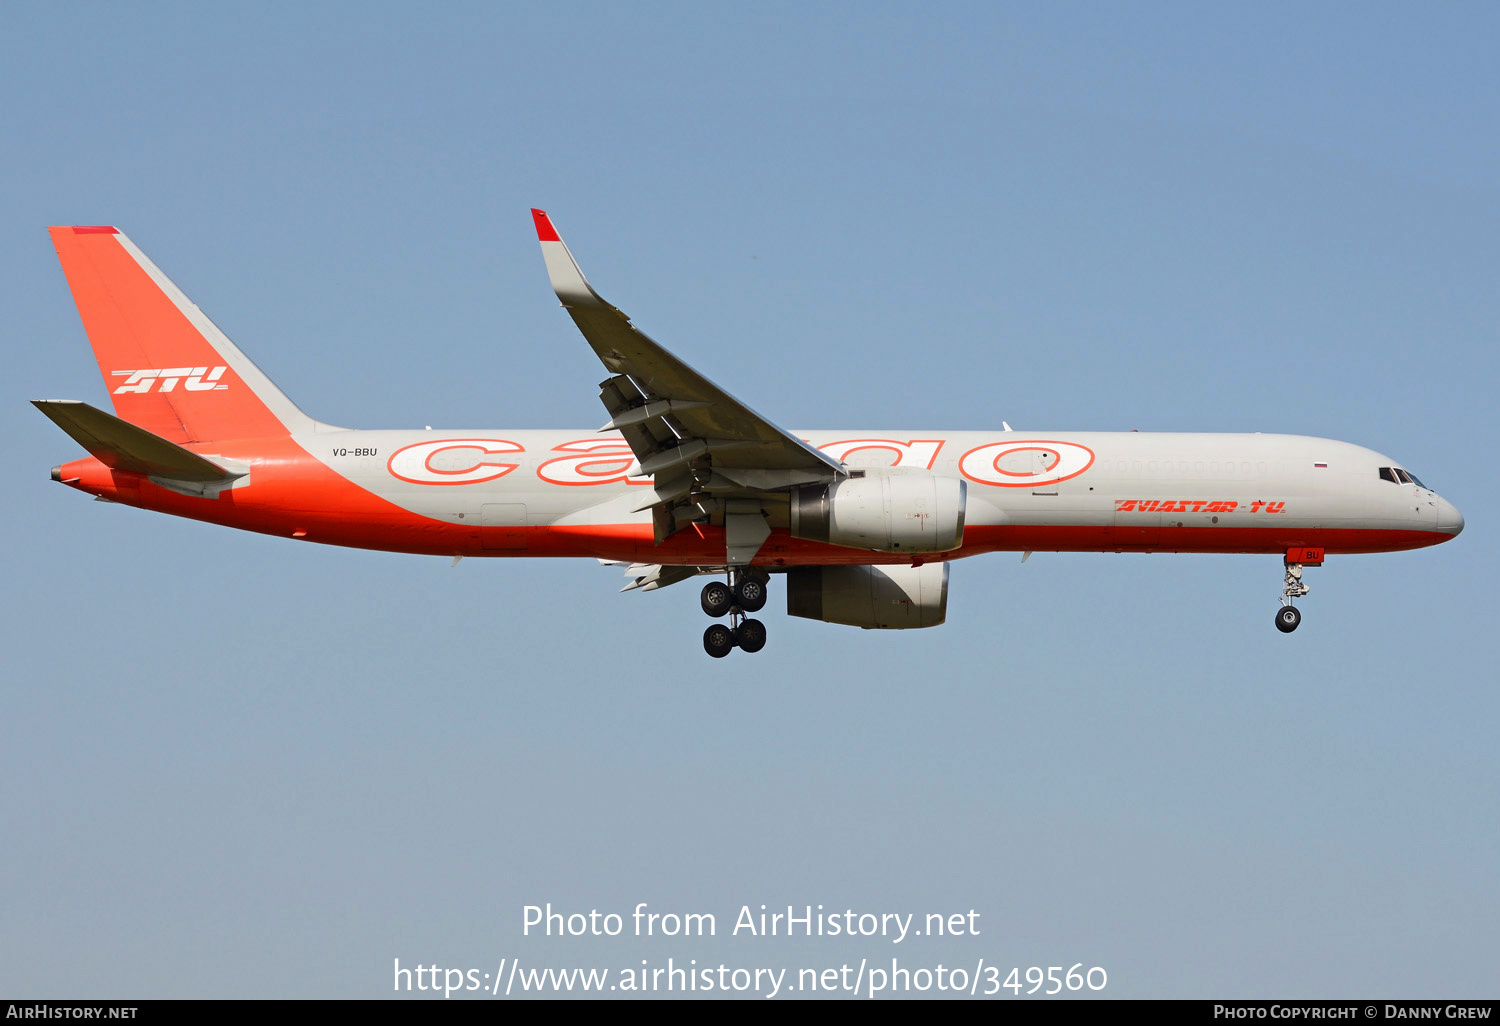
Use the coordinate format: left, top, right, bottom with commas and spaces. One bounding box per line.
531, 208, 561, 242
531, 208, 608, 310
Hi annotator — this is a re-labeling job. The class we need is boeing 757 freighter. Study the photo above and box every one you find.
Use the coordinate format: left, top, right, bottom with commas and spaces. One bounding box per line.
35, 213, 1464, 656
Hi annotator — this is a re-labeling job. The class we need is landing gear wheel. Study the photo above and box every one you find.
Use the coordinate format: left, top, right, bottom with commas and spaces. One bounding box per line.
733, 577, 767, 613
1275, 606, 1302, 634
734, 618, 767, 653
701, 581, 733, 618
703, 623, 736, 658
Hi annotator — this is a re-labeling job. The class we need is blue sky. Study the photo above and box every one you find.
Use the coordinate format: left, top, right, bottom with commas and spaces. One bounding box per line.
3, 2, 1496, 999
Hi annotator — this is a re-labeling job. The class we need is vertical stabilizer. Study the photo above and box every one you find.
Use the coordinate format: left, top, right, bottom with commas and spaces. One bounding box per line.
48, 226, 319, 443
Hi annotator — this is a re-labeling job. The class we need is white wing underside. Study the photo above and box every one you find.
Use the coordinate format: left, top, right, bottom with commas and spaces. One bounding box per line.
597, 560, 717, 593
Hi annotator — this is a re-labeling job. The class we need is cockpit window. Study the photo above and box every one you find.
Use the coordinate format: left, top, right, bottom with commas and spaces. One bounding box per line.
1380, 466, 1431, 488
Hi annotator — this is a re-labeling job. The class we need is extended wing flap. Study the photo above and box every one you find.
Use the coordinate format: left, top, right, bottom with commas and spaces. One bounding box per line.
33, 399, 238, 482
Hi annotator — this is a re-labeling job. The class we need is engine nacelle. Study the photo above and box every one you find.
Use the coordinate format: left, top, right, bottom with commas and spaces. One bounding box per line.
789, 471, 966, 553
786, 562, 950, 629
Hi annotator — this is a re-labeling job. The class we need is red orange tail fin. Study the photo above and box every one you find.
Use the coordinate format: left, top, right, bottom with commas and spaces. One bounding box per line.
49, 226, 317, 443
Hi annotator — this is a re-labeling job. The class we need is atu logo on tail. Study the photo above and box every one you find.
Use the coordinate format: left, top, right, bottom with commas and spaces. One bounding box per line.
112, 366, 229, 394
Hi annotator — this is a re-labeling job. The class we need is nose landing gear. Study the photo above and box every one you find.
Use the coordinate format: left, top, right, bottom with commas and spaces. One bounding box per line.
1275, 548, 1322, 633
700, 569, 770, 657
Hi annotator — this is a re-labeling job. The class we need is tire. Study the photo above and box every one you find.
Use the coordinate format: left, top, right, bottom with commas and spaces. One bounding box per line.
703, 623, 736, 658
733, 577, 767, 613
735, 618, 768, 653
1275, 606, 1301, 633
701, 581, 733, 618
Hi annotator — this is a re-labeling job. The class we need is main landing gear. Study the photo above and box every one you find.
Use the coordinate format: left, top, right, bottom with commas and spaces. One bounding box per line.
701, 569, 769, 658
1275, 550, 1319, 633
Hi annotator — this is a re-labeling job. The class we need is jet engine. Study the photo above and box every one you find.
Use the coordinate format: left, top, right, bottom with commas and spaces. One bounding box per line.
786, 562, 949, 629
788, 471, 965, 553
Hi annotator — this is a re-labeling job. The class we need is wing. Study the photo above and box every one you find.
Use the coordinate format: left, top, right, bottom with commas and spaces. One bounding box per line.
597, 561, 714, 593
533, 209, 843, 562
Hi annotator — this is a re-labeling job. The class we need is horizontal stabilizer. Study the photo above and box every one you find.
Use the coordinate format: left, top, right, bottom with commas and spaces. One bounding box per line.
33, 400, 238, 482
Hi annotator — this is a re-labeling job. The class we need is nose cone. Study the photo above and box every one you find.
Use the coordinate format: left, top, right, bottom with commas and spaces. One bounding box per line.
1436, 496, 1465, 537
